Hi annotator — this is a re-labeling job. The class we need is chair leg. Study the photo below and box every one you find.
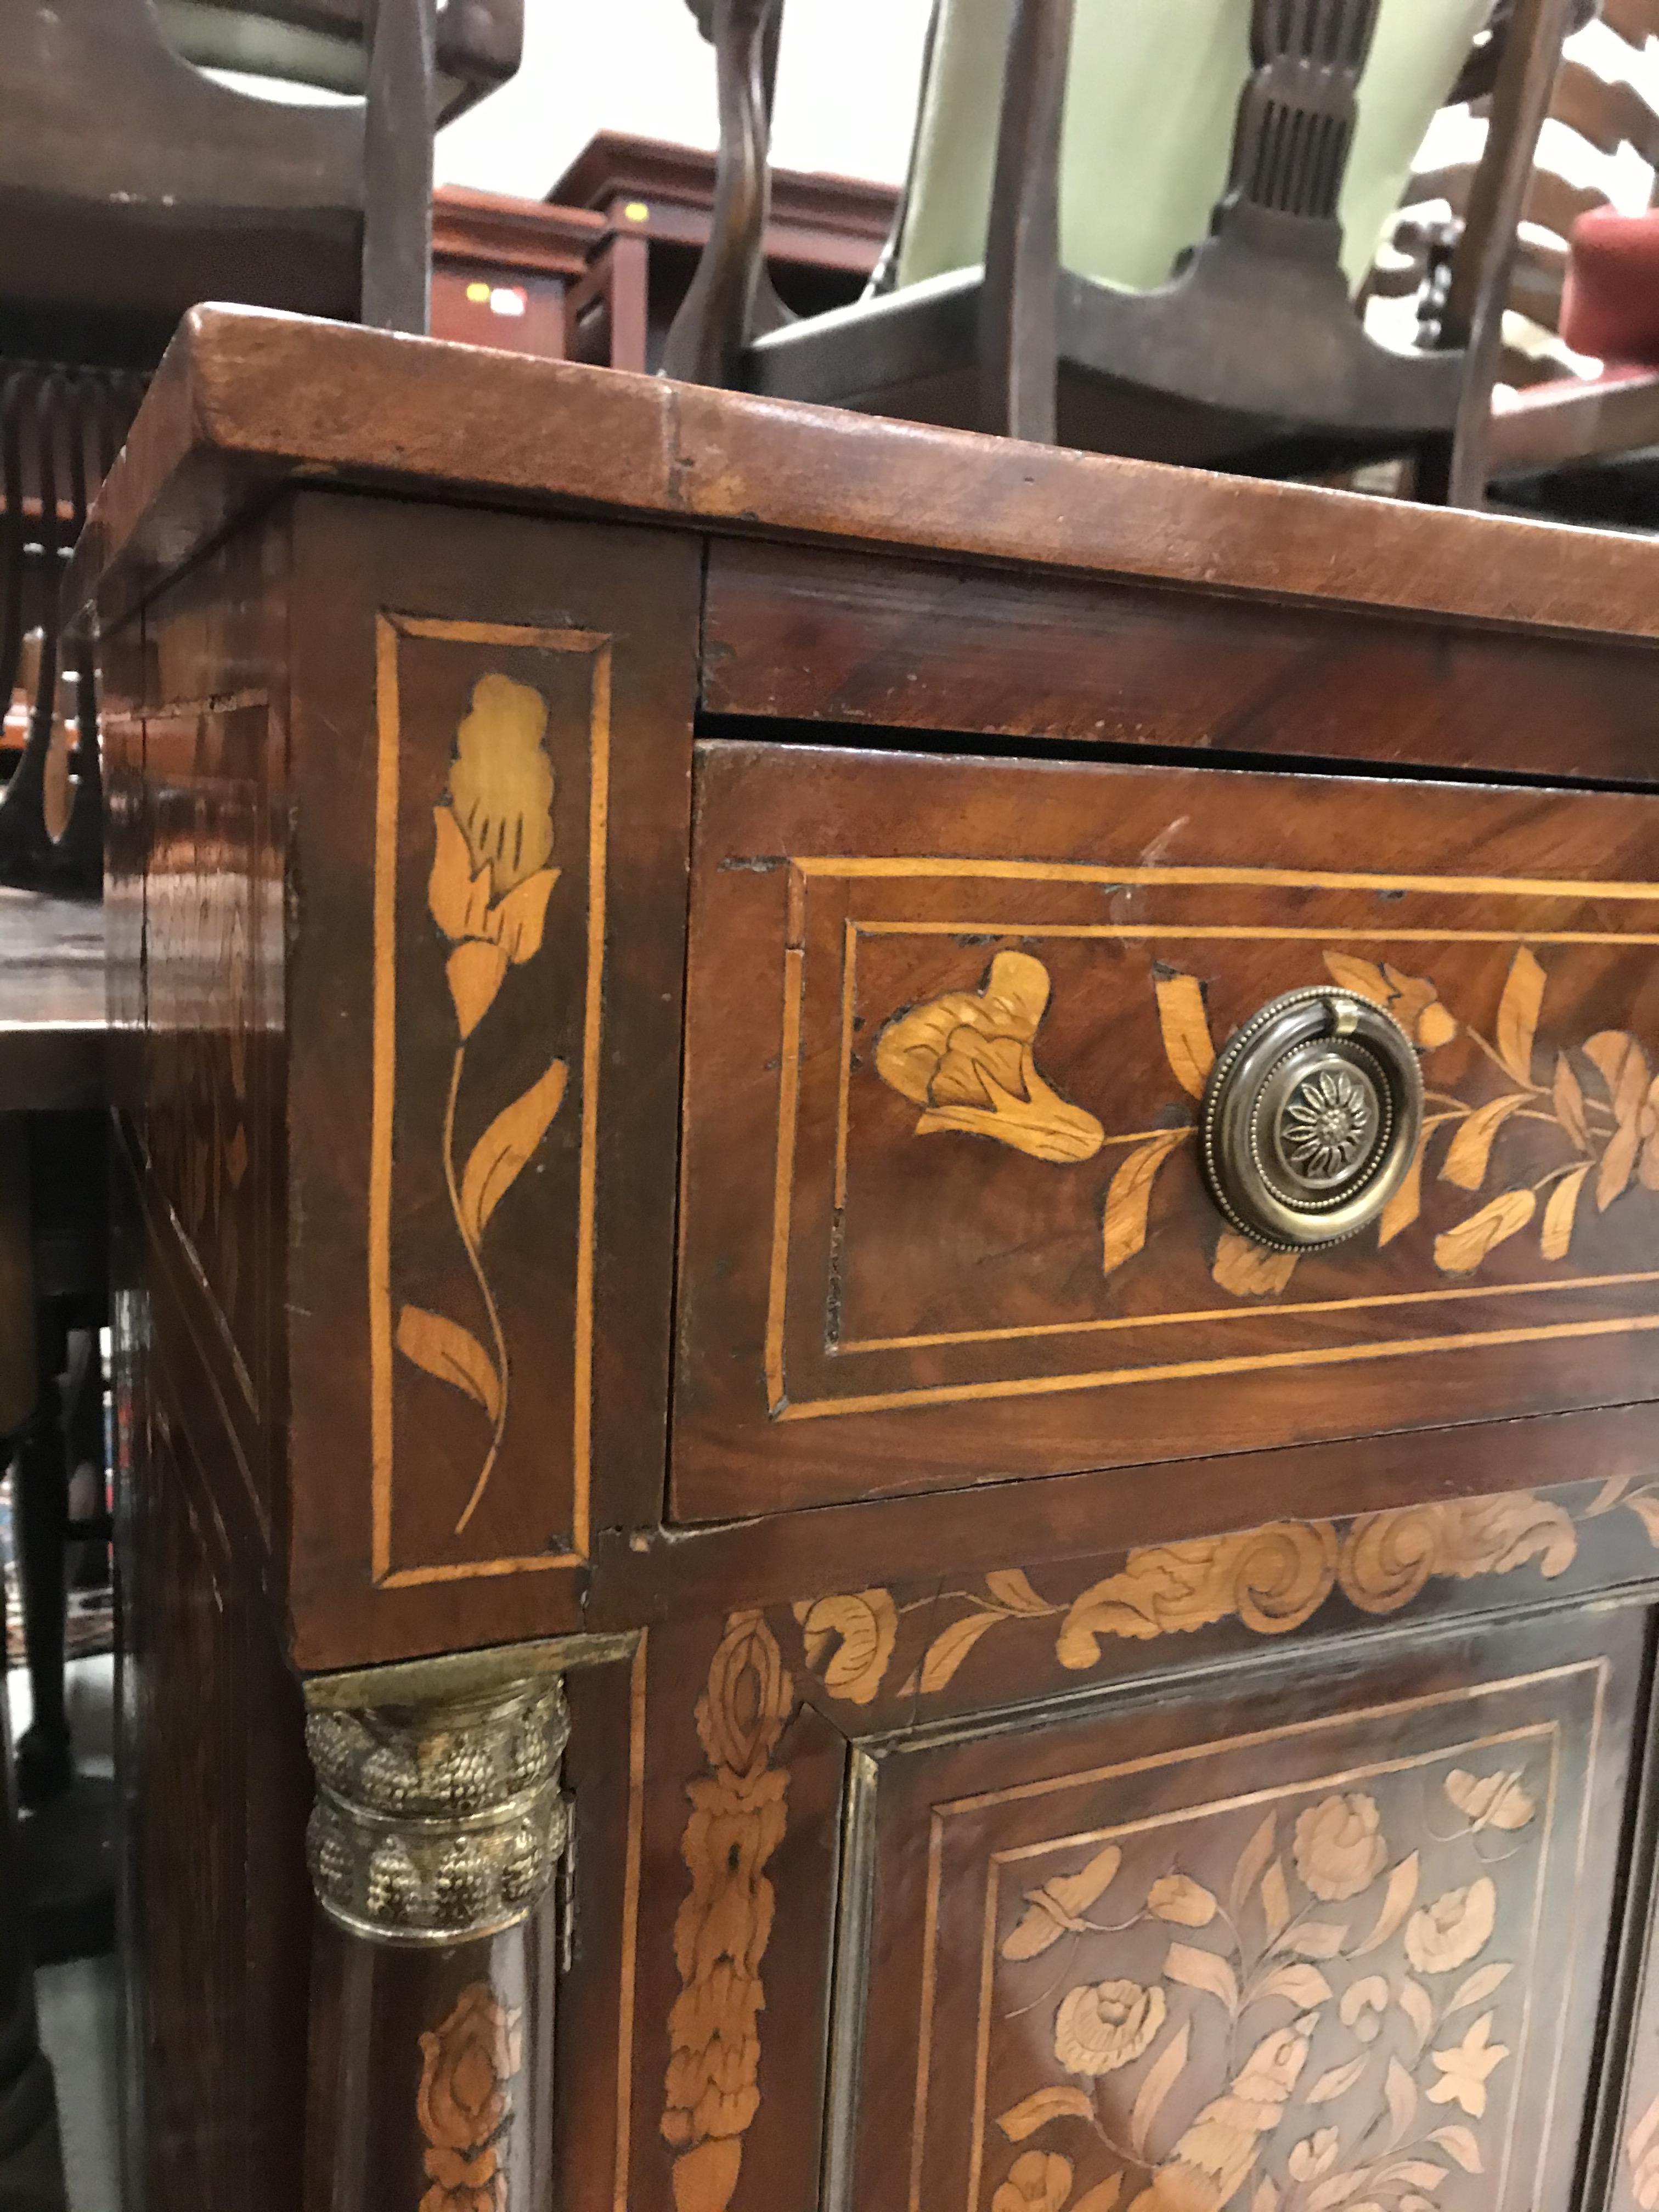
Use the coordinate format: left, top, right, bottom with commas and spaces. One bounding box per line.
12, 1322, 71, 1810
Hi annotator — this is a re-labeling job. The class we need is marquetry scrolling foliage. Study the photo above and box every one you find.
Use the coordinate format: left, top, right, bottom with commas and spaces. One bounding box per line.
876, 944, 1659, 1300
662, 1612, 795, 2212
417, 1983, 524, 2212
789, 1484, 1633, 1707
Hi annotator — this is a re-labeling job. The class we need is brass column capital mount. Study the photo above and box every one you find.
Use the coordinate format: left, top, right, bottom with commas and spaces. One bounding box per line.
302, 1642, 586, 1946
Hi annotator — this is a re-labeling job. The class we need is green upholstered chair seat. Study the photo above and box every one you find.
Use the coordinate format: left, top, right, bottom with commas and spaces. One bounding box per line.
893, 0, 1491, 303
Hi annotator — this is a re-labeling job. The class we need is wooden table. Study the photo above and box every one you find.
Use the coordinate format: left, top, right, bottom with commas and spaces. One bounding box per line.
69, 305, 1659, 2212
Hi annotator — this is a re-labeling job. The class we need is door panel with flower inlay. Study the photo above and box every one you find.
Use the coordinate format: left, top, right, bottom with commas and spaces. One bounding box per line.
675, 743, 1659, 1527
831, 1609, 1641, 2212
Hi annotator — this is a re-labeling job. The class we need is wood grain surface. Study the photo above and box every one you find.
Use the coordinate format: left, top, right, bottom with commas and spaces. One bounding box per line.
64, 306, 1659, 650
675, 742, 1659, 1522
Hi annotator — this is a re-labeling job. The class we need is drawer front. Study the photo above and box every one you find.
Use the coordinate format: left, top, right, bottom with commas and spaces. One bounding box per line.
673, 743, 1659, 1523
834, 1610, 1640, 2212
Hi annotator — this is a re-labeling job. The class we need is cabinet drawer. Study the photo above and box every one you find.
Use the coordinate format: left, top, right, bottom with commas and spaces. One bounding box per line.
673, 743, 1659, 1524
832, 1609, 1640, 2212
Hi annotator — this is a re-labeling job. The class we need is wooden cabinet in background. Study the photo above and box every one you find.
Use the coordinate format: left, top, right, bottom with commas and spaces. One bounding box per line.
69, 308, 1659, 2212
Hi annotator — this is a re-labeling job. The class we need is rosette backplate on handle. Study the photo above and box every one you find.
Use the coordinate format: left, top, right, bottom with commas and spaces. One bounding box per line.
1198, 986, 1424, 1251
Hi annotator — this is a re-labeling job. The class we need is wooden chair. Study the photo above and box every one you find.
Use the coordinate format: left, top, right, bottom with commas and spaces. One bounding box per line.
0, 0, 518, 1809
1378, 0, 1651, 394
666, 0, 1577, 504
0, 0, 521, 365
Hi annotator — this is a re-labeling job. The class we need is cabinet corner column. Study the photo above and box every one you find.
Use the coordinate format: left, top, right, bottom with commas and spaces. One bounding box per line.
298, 1649, 572, 2212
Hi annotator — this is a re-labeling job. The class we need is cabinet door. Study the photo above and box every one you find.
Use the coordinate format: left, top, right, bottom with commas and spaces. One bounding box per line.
674, 741, 1659, 1527
831, 1609, 1643, 2212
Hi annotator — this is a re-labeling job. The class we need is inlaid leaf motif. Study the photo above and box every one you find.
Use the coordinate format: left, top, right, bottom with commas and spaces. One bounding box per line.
793, 1589, 896, 1705
1440, 1094, 1530, 1190
918, 1607, 1003, 1693
1398, 1978, 1434, 2050
1257, 1962, 1333, 2009
1377, 1140, 1424, 1246
1074, 2176, 1125, 2212
1541, 1164, 1592, 1260
998, 2086, 1097, 2141
459, 1057, 568, 1243
1434, 1188, 1535, 1274
1554, 1054, 1589, 1150
1446, 1962, 1513, 2017
986, 1568, 1057, 1617
1128, 2020, 1190, 2156
1385, 2164, 1448, 2191
1495, 947, 1545, 1085
1429, 2125, 1483, 2173
1306, 2055, 1368, 2104
1308, 2169, 1376, 2210
1588, 1474, 1635, 1515
1102, 1130, 1190, 1277
1261, 1860, 1292, 1944
1251, 2179, 1279, 2212
1165, 1942, 1239, 2012
1231, 1814, 1278, 1920
394, 1306, 501, 1421
1274, 1922, 1346, 1960
1002, 1846, 1125, 1961
1585, 1029, 1645, 1099
1592, 1032, 1651, 1209
1353, 1853, 1419, 1957
1154, 971, 1215, 1100
1214, 1230, 1299, 1298
1384, 2057, 1418, 2143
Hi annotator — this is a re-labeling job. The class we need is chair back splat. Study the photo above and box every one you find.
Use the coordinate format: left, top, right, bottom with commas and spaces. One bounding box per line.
0, 0, 521, 890
669, 0, 1577, 503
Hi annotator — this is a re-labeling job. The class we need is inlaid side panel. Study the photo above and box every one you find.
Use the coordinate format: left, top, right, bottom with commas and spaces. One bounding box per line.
284, 492, 699, 1668
121, 521, 288, 1543
675, 743, 1659, 1524
840, 1615, 1641, 2212
112, 1280, 312, 2212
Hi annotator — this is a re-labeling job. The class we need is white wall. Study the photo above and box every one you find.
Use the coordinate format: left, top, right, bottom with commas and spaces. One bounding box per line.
435, 0, 935, 199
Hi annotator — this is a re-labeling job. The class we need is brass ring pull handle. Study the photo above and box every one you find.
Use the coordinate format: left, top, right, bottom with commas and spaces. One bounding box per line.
1198, 986, 1424, 1252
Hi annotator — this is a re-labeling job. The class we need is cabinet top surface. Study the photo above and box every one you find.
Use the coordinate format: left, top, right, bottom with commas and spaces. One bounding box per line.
66, 303, 1659, 646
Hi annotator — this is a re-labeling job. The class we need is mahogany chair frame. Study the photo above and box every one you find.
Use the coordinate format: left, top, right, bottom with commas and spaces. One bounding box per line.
667, 0, 1576, 503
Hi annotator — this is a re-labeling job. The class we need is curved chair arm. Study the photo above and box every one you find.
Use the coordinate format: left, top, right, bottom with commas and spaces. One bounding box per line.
662, 0, 788, 385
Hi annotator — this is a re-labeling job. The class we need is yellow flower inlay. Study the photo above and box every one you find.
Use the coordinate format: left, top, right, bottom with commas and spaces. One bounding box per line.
427, 674, 560, 1039
1426, 2013, 1509, 2118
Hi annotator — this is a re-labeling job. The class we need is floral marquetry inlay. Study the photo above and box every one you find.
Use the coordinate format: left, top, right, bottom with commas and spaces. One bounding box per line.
417, 1983, 523, 2212
872, 939, 1659, 1300
662, 1612, 795, 2212
988, 1758, 1543, 2212
791, 1486, 1633, 1709
394, 674, 569, 1536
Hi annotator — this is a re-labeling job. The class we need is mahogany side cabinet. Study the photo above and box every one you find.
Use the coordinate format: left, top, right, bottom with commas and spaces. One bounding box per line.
66, 306, 1659, 2212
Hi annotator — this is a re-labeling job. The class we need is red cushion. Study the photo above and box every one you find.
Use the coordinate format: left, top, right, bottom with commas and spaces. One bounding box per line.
1560, 205, 1659, 364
